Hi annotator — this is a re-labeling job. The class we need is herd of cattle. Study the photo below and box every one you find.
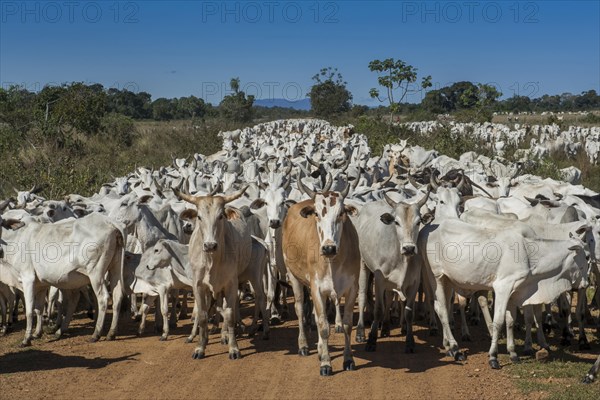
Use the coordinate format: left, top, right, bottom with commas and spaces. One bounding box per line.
0, 118, 599, 383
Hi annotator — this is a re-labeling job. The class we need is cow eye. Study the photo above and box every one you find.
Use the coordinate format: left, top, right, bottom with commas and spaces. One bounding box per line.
154, 248, 159, 253
440, 200, 445, 205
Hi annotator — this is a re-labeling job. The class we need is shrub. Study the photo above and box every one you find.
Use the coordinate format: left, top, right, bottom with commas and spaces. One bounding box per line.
101, 113, 136, 146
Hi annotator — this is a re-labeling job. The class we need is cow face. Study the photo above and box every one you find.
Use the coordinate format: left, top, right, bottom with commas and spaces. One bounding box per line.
434, 187, 461, 219
250, 187, 295, 229
300, 192, 357, 258
110, 193, 153, 229
143, 240, 172, 270
114, 176, 130, 196
566, 237, 590, 290
176, 187, 248, 253
380, 191, 430, 256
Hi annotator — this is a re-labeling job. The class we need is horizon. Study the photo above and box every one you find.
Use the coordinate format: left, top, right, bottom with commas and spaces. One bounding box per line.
1, 1, 599, 106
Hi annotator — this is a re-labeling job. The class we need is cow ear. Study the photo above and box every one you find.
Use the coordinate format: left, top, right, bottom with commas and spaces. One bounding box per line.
380, 213, 395, 225
299, 206, 315, 218
249, 199, 266, 210
310, 170, 321, 179
421, 213, 434, 225
2, 218, 25, 230
224, 207, 242, 220
344, 205, 358, 217
486, 182, 498, 188
180, 209, 198, 221
284, 199, 297, 207
138, 195, 153, 204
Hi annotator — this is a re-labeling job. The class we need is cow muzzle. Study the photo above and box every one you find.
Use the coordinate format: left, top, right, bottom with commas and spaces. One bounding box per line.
269, 219, 281, 229
203, 242, 218, 252
401, 244, 416, 255
321, 245, 337, 257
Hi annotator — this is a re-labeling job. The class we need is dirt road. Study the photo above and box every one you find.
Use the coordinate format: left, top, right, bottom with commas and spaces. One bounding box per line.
0, 301, 593, 400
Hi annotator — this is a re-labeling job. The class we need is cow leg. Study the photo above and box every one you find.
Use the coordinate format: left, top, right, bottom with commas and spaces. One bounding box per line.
160, 289, 170, 341
106, 261, 125, 341
0, 295, 6, 334
138, 296, 153, 336
583, 354, 600, 384
342, 285, 358, 372
558, 292, 573, 346
381, 290, 393, 337
20, 281, 37, 347
575, 288, 590, 350
366, 273, 385, 352
505, 303, 519, 363
457, 294, 471, 341
266, 255, 280, 323
89, 278, 109, 342
488, 286, 512, 369
433, 277, 464, 361
356, 261, 369, 343
422, 269, 438, 335
334, 299, 343, 334
55, 289, 80, 339
523, 305, 535, 356
250, 272, 270, 340
478, 293, 493, 337
313, 288, 332, 376
404, 283, 419, 353
32, 288, 46, 339
179, 290, 190, 320
288, 274, 308, 356
191, 285, 208, 357
224, 286, 241, 360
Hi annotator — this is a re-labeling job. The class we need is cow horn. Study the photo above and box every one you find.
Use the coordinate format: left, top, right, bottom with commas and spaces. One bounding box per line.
306, 157, 320, 168
408, 174, 420, 189
0, 198, 12, 212
322, 173, 333, 192
30, 185, 43, 194
221, 185, 248, 204
209, 182, 222, 196
340, 177, 351, 198
417, 187, 432, 209
284, 162, 292, 176
456, 171, 467, 194
383, 191, 398, 208
298, 175, 316, 200
13, 187, 19, 194
172, 188, 199, 206
171, 154, 177, 168
429, 173, 440, 192
282, 176, 291, 191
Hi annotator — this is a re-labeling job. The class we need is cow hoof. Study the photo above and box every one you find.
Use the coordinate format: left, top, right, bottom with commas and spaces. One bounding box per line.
229, 351, 241, 360
381, 326, 390, 338
192, 351, 205, 360
89, 336, 99, 343
578, 339, 591, 351
159, 336, 167, 342
335, 325, 344, 334
169, 322, 177, 329
343, 360, 356, 371
178, 313, 189, 321
106, 333, 115, 341
87, 310, 95, 320
469, 317, 480, 326
365, 340, 377, 352
448, 351, 466, 361
405, 344, 415, 354
134, 314, 142, 322
489, 359, 501, 369
429, 328, 438, 336
522, 348, 534, 357
270, 316, 282, 326
281, 310, 290, 320
510, 355, 520, 363
261, 331, 270, 341
461, 334, 471, 342
19, 341, 31, 348
221, 337, 229, 345
298, 347, 309, 356
320, 366, 333, 376
137, 331, 143, 337
185, 337, 193, 344
582, 375, 594, 384
355, 333, 366, 343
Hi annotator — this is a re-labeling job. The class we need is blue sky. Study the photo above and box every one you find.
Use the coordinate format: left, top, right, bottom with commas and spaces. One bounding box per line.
1, 1, 599, 106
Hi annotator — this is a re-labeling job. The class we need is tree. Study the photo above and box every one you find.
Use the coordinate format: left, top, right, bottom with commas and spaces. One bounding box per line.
177, 96, 206, 120
0, 85, 37, 133
152, 98, 175, 121
219, 77, 255, 122
368, 58, 431, 126
307, 67, 352, 117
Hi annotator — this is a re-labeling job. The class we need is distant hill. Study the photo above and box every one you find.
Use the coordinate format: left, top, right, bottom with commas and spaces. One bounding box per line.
254, 98, 311, 110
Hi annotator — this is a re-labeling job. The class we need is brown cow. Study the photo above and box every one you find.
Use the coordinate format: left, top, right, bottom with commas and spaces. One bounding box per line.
175, 186, 252, 360
282, 176, 360, 376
